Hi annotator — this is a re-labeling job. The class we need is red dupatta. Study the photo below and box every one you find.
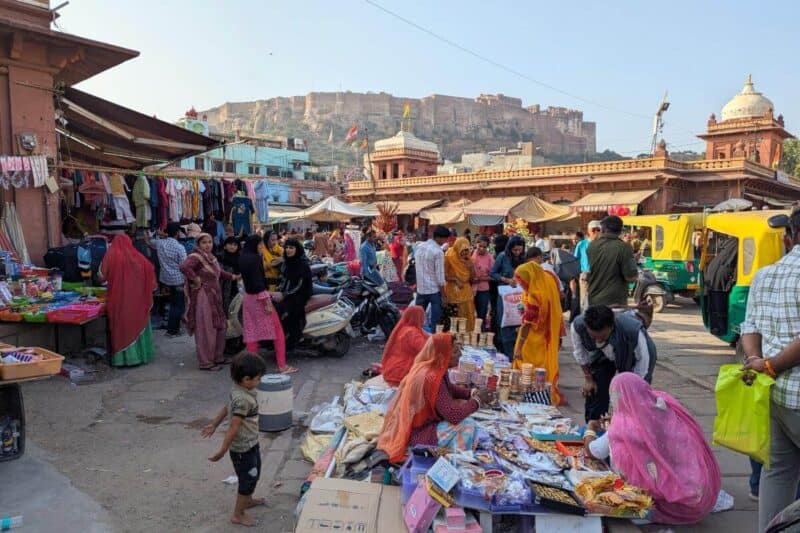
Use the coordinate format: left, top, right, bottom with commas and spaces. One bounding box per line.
101, 234, 156, 353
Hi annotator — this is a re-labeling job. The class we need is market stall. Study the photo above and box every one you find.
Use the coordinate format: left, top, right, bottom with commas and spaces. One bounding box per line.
277, 197, 377, 223
297, 324, 654, 532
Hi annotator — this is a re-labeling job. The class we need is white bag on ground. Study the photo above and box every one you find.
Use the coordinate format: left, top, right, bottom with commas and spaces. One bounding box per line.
498, 285, 524, 328
309, 396, 344, 433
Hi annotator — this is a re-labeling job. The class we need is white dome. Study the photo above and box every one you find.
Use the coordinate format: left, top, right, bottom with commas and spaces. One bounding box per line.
373, 130, 439, 155
720, 75, 774, 121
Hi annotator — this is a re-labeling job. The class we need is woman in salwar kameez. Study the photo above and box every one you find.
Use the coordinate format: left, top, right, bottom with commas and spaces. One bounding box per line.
100, 234, 157, 367
180, 233, 236, 371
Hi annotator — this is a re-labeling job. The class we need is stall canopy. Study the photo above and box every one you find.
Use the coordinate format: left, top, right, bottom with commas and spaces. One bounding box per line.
744, 192, 795, 208
56, 87, 218, 169
386, 199, 443, 216
276, 197, 375, 222
419, 199, 472, 225
570, 190, 658, 213
464, 195, 575, 226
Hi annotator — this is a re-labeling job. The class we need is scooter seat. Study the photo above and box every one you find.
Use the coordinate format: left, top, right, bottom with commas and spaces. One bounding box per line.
305, 294, 337, 313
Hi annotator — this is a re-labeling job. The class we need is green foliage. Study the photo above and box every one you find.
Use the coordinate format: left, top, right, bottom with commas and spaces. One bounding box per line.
780, 139, 800, 176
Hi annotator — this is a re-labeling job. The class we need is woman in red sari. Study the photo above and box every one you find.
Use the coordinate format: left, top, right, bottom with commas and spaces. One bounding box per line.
180, 233, 237, 370
380, 305, 428, 386
100, 234, 157, 367
378, 333, 491, 463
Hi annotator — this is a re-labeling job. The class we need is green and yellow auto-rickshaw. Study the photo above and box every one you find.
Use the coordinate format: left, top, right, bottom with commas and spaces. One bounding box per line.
622, 213, 705, 304
698, 210, 789, 346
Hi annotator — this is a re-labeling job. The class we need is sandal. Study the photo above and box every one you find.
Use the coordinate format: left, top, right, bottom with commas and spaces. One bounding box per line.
279, 366, 298, 375
199, 365, 223, 372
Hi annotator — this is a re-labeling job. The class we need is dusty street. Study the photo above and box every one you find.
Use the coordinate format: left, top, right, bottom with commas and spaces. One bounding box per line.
2, 300, 756, 532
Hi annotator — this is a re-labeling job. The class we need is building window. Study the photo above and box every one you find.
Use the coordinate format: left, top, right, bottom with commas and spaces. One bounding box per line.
380, 165, 387, 180
211, 160, 224, 172
224, 161, 237, 174
248, 164, 261, 175
266, 166, 280, 177
392, 163, 399, 179
194, 157, 205, 171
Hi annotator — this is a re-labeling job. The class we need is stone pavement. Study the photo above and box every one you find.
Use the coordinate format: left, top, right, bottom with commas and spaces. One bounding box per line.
4, 300, 758, 532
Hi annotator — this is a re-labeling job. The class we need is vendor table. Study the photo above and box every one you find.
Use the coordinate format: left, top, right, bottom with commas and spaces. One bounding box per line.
0, 313, 108, 357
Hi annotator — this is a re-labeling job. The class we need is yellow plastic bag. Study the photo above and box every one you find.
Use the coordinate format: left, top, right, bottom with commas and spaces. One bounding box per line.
712, 364, 774, 467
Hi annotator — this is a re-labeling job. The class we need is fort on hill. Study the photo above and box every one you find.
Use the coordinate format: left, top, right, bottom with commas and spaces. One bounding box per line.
199, 91, 596, 164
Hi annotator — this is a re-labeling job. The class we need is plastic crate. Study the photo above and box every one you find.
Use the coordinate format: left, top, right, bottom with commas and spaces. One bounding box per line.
0, 310, 23, 322
45, 303, 104, 324
0, 347, 64, 381
22, 310, 48, 323
400, 447, 438, 504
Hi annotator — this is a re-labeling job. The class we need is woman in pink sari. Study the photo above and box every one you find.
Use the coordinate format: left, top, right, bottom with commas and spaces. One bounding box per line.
584, 373, 720, 525
343, 231, 356, 262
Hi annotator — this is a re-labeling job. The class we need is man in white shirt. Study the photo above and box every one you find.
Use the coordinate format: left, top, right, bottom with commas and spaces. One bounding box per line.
414, 225, 450, 332
570, 305, 656, 422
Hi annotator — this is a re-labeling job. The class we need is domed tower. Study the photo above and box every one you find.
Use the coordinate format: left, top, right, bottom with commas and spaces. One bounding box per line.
698, 75, 794, 167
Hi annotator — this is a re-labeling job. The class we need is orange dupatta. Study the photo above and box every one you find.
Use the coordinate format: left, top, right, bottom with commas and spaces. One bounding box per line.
513, 262, 563, 405
378, 333, 453, 463
380, 306, 428, 386
444, 237, 473, 303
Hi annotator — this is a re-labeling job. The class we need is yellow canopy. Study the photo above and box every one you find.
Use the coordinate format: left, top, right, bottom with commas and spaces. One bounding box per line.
571, 189, 658, 213
464, 195, 576, 223
419, 199, 472, 225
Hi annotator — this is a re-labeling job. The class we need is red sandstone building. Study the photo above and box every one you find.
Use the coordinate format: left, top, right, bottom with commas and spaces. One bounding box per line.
347, 77, 799, 227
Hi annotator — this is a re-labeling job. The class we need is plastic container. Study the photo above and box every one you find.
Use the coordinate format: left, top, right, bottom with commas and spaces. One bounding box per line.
529, 481, 585, 516
0, 310, 23, 322
0, 515, 22, 529
400, 447, 438, 504
0, 348, 64, 381
21, 310, 47, 323
45, 303, 104, 324
257, 374, 293, 432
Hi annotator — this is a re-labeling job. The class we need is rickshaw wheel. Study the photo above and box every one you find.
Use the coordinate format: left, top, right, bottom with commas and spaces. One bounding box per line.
646, 294, 666, 313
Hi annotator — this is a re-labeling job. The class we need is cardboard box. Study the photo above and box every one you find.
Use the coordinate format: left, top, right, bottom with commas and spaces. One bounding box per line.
403, 482, 442, 533
295, 478, 405, 533
426, 457, 461, 493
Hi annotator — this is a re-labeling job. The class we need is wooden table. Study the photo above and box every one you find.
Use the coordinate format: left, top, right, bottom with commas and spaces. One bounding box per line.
0, 314, 108, 356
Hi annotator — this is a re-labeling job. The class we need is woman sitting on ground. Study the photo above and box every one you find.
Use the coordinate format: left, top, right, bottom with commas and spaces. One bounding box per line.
380, 305, 428, 386
582, 372, 720, 525
378, 333, 493, 463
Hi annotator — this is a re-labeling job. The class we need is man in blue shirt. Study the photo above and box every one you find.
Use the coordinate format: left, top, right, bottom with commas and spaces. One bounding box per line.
575, 220, 601, 313
359, 229, 383, 284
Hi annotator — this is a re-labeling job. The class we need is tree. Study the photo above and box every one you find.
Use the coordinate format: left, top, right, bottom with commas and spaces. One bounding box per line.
780, 139, 800, 176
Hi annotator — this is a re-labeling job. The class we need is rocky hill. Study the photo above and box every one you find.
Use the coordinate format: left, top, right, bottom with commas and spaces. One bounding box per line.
199, 92, 596, 166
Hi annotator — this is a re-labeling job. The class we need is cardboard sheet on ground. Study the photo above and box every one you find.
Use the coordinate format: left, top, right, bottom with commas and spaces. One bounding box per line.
295, 478, 405, 533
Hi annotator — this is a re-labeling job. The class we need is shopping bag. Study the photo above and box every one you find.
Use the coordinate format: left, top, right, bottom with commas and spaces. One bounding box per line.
712, 363, 774, 467
498, 285, 524, 328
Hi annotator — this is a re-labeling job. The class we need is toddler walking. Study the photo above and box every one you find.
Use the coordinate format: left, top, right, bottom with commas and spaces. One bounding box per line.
202, 353, 266, 526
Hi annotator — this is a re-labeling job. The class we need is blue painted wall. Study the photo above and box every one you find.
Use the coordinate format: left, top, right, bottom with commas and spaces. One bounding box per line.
180, 144, 310, 178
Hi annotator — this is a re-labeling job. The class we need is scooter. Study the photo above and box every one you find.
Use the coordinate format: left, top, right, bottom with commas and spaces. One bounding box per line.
296, 291, 356, 357
631, 266, 672, 313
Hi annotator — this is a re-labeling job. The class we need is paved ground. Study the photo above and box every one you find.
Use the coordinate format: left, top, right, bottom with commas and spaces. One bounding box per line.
2, 300, 758, 532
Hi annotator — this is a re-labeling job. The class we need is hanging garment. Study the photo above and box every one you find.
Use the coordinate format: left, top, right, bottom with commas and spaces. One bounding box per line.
202, 179, 212, 218
191, 179, 200, 219
197, 180, 205, 219
253, 180, 270, 223
109, 173, 127, 196
167, 179, 180, 221
3, 202, 30, 264
223, 179, 236, 219
149, 176, 159, 230
113, 195, 135, 224
231, 195, 254, 236
156, 178, 169, 230
210, 179, 223, 216
132, 174, 151, 228
30, 155, 47, 188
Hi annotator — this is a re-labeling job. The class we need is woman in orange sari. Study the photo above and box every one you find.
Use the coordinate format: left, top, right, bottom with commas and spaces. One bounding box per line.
378, 333, 491, 463
513, 260, 564, 405
380, 306, 428, 386
444, 237, 476, 332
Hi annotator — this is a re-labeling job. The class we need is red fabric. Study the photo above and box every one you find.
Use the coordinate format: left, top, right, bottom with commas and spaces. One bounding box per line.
381, 305, 428, 386
156, 178, 168, 231
101, 234, 156, 353
390, 239, 404, 259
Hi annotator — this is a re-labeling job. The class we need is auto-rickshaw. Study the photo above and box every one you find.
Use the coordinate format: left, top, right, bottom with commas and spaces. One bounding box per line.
698, 210, 789, 346
621, 213, 705, 309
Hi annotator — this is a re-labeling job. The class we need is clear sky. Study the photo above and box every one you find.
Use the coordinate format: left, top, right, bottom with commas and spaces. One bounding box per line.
60, 0, 798, 156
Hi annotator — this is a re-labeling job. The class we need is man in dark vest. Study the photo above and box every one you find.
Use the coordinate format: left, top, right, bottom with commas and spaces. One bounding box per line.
570, 305, 657, 421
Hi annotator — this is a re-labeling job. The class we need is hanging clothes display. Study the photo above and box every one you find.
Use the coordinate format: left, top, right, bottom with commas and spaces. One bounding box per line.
132, 173, 151, 228
109, 173, 134, 224
254, 179, 270, 223
230, 193, 254, 236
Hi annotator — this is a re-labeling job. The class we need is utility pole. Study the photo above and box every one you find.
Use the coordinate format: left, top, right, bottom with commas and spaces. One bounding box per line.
650, 92, 670, 155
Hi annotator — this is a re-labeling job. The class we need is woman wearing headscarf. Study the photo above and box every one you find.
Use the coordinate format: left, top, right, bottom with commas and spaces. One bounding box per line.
261, 230, 283, 291
180, 233, 236, 371
343, 231, 357, 262
313, 230, 329, 259
513, 260, 564, 405
278, 238, 313, 351
377, 333, 492, 463
327, 229, 344, 262
100, 234, 157, 367
490, 235, 526, 355
444, 237, 476, 332
239, 235, 296, 374
380, 306, 428, 386
218, 236, 241, 310
582, 373, 721, 525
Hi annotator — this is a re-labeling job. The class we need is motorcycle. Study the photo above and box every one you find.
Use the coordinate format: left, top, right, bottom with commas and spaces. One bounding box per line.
344, 273, 400, 338
631, 266, 672, 313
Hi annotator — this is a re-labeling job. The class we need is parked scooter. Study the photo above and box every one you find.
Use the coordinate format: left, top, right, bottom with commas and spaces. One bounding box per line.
631, 266, 672, 313
344, 273, 400, 338
298, 292, 356, 357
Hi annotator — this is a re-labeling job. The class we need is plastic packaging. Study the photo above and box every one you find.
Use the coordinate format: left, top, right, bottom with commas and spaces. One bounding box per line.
308, 397, 344, 433
0, 515, 22, 530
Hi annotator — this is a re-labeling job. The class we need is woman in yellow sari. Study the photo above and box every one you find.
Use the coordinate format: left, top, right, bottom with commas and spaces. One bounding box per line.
261, 230, 283, 291
444, 237, 476, 332
513, 260, 563, 405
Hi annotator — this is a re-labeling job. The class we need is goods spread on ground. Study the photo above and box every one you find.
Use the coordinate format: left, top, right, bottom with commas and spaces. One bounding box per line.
298, 343, 653, 531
